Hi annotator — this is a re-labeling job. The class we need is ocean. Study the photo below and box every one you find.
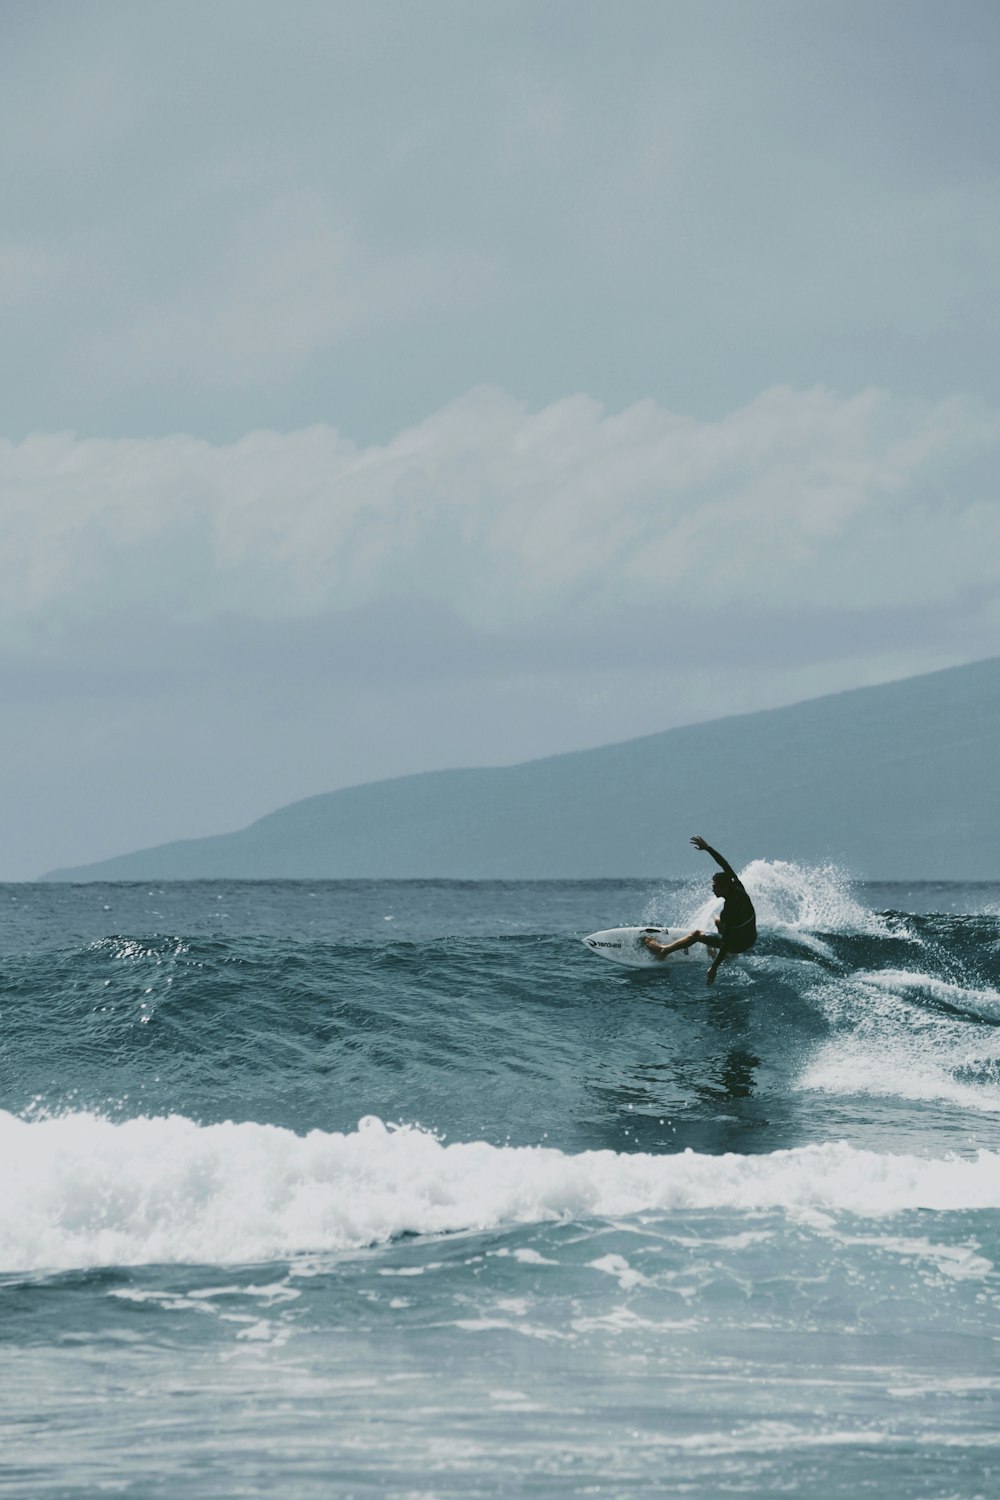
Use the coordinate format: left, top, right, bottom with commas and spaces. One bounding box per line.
1, 865, 998, 1498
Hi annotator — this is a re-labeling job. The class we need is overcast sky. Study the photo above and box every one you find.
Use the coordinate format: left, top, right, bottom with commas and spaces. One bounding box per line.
2, 0, 999, 878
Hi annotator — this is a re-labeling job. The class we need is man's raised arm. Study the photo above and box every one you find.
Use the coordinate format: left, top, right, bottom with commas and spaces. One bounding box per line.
690, 835, 736, 877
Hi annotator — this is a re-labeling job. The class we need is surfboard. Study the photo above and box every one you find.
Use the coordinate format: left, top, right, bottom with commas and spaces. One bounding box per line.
582, 926, 705, 969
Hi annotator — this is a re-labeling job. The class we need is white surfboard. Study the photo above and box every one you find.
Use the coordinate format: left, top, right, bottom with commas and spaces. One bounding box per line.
582, 926, 705, 969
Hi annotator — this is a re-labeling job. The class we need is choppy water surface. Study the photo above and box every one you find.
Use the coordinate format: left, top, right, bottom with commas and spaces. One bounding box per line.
1, 869, 998, 1497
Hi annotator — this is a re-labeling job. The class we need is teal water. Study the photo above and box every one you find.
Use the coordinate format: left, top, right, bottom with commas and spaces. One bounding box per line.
1, 868, 999, 1497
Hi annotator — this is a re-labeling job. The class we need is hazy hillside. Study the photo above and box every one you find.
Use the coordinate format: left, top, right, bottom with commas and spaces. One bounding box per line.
43, 657, 1000, 881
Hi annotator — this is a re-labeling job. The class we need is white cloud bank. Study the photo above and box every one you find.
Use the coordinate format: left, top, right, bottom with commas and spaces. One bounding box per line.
2, 384, 997, 643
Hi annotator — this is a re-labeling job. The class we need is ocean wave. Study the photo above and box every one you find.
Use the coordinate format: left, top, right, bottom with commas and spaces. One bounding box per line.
4, 873, 1000, 1159
797, 958, 1000, 1112
853, 968, 1000, 1022
1, 1110, 998, 1275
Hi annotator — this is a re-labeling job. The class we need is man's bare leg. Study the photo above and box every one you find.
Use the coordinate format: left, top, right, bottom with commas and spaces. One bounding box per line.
705, 940, 727, 985
642, 928, 706, 959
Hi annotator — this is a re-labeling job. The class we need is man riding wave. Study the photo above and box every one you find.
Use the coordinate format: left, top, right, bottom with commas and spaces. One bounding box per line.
642, 835, 757, 985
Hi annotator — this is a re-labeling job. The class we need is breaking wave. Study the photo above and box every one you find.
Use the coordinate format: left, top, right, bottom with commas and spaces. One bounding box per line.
2, 1109, 998, 1274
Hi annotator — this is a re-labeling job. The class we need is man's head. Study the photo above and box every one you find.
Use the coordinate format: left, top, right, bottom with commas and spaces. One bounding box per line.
712, 872, 736, 897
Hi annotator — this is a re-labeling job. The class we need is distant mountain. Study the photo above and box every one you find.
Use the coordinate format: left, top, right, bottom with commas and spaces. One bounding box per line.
43, 657, 1000, 882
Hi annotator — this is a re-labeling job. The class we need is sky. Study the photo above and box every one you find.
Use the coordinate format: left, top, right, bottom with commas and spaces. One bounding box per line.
2, 0, 1000, 879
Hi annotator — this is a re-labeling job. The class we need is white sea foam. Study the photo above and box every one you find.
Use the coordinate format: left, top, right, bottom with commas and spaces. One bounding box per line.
855, 968, 1000, 1020
799, 970, 1000, 1112
749, 858, 906, 934
1, 1110, 998, 1275
799, 1039, 1000, 1113
833, 1232, 993, 1280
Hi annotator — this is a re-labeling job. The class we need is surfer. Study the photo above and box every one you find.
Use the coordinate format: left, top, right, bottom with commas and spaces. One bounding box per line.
643, 836, 757, 985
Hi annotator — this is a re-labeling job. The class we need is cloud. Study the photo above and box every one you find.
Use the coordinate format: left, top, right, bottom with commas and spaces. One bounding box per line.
2, 384, 997, 650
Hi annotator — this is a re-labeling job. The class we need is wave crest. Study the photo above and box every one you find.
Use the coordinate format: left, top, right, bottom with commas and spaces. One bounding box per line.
2, 1110, 997, 1274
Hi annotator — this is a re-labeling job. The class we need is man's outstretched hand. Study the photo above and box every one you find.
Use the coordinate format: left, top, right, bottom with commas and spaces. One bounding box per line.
690, 835, 710, 853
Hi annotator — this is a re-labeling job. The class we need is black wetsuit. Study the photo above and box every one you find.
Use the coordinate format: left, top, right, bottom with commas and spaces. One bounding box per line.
718, 880, 757, 954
